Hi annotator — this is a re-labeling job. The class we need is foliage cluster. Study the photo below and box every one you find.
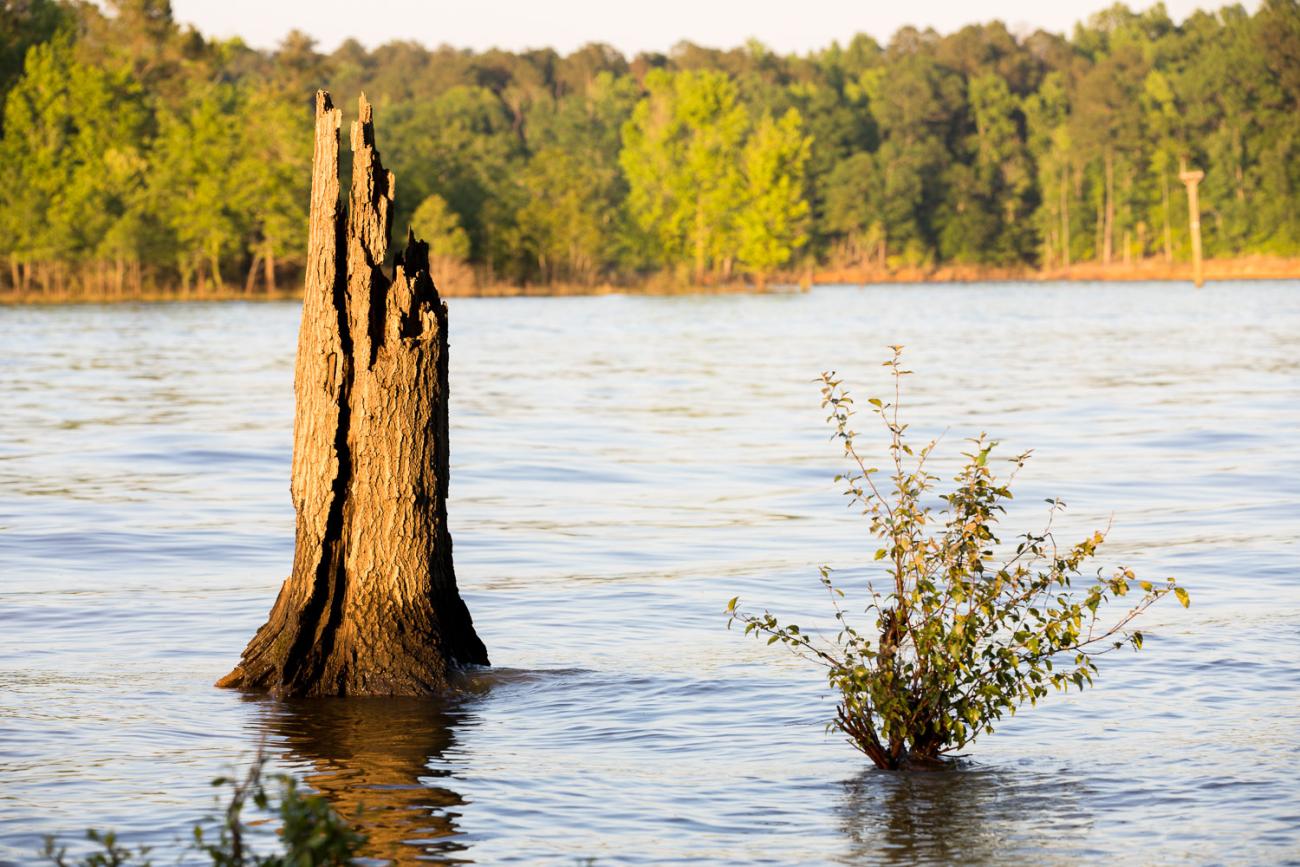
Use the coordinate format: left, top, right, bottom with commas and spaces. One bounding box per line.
41, 753, 365, 866
2, 0, 1299, 297
728, 349, 1188, 769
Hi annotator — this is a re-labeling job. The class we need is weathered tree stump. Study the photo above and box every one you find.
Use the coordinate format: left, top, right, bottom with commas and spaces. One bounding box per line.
217, 91, 488, 697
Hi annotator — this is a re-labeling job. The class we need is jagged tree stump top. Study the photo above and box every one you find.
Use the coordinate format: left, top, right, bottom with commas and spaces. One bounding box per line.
217, 92, 487, 698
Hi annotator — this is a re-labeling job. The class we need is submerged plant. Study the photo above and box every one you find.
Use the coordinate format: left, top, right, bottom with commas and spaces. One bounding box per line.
728, 347, 1188, 770
42, 751, 365, 866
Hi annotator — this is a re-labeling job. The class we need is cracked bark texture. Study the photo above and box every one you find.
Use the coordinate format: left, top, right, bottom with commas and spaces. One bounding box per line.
217, 91, 488, 697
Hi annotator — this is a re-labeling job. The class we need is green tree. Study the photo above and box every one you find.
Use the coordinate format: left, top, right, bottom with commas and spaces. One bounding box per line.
410, 192, 474, 291
858, 42, 962, 266
823, 151, 886, 265
620, 69, 748, 282
1072, 41, 1148, 265
384, 85, 524, 275
516, 148, 607, 283
74, 0, 207, 106
1251, 0, 1300, 252
150, 82, 247, 290
231, 86, 311, 292
6, 0, 1300, 296
1140, 68, 1185, 262
527, 71, 641, 275
0, 33, 149, 294
1024, 71, 1076, 269
0, 0, 65, 126
411, 193, 471, 261
964, 72, 1035, 263
735, 109, 812, 285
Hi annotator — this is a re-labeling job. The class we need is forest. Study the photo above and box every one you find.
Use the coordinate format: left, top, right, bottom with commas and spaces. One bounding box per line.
1, 0, 1298, 297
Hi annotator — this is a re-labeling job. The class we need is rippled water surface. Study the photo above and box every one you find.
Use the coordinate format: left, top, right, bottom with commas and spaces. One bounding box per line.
2, 282, 1299, 864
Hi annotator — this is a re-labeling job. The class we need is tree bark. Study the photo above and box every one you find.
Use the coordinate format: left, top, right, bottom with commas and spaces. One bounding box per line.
1060, 163, 1071, 271
1102, 148, 1114, 266
217, 91, 488, 698
265, 246, 277, 294
244, 252, 262, 294
1161, 171, 1173, 264
693, 202, 707, 285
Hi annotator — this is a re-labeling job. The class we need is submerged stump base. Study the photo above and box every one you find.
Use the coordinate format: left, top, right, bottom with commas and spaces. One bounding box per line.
218, 91, 487, 698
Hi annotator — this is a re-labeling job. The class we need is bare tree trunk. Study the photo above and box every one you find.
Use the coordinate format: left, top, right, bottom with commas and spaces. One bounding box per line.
1233, 127, 1245, 203
1102, 148, 1114, 266
1161, 172, 1173, 264
1060, 164, 1071, 271
217, 91, 488, 698
245, 252, 262, 294
209, 244, 224, 291
265, 246, 277, 293
1095, 194, 1104, 265
693, 203, 707, 285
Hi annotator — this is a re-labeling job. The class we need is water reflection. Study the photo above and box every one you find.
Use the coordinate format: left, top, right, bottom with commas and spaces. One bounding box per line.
255, 695, 476, 864
4, 286, 1299, 862
837, 763, 1093, 865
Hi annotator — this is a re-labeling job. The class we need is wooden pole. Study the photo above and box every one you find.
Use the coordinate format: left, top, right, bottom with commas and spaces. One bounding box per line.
1179, 168, 1205, 288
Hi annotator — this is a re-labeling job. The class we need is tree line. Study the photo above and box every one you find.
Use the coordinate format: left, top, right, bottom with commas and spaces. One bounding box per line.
1, 0, 1298, 297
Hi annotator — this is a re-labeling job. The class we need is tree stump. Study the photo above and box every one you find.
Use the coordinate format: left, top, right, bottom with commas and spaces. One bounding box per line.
217, 91, 488, 697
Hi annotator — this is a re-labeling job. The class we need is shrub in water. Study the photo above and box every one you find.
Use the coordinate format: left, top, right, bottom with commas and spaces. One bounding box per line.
728, 347, 1188, 770
42, 752, 365, 866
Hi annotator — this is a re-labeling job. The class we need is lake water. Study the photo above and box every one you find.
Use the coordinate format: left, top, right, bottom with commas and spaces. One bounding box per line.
2, 282, 1298, 865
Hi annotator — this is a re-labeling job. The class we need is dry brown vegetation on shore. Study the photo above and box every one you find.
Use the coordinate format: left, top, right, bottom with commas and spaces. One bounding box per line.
3, 256, 1296, 306
813, 254, 1300, 285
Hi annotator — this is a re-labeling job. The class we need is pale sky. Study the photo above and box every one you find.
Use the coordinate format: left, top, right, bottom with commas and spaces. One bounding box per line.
166, 0, 1255, 55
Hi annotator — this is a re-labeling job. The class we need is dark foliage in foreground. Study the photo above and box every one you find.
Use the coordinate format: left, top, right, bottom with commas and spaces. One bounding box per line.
41, 753, 365, 866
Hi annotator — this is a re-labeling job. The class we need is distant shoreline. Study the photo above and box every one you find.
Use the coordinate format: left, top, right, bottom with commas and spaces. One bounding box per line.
812, 254, 1300, 286
3, 256, 1297, 306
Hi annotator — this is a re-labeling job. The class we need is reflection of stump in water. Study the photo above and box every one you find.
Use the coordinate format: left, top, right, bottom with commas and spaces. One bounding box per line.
259, 696, 471, 863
